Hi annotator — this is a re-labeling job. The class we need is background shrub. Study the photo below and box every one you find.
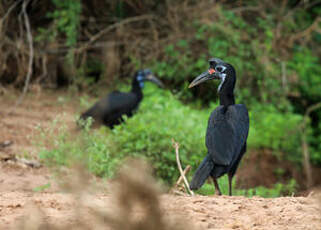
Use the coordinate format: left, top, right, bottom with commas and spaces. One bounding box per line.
39, 83, 303, 198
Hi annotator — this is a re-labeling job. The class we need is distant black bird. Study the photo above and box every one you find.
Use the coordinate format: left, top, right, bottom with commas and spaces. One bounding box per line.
80, 69, 164, 128
188, 58, 249, 196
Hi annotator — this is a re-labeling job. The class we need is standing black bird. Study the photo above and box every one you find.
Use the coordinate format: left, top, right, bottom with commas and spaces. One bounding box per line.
188, 58, 249, 196
80, 69, 163, 128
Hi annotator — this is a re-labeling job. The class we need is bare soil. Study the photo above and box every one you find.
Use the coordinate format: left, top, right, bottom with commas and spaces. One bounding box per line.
0, 192, 320, 230
0, 90, 320, 230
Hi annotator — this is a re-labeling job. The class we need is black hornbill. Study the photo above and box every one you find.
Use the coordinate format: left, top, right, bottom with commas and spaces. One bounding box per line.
188, 58, 249, 196
80, 69, 164, 128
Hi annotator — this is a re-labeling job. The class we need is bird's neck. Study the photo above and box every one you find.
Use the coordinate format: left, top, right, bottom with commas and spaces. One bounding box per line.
219, 92, 235, 107
131, 81, 143, 99
218, 76, 236, 107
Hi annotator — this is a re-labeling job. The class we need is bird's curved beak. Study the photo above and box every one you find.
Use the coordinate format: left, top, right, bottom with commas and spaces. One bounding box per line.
145, 74, 164, 88
189, 69, 218, 88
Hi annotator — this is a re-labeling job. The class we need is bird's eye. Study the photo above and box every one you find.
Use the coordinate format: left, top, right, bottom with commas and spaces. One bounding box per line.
216, 67, 223, 72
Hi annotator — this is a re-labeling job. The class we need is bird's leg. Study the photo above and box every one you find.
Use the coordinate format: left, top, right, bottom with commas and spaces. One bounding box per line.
211, 176, 222, 195
228, 173, 233, 196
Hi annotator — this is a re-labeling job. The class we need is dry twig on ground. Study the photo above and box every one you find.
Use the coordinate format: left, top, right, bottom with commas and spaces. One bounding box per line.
175, 165, 192, 188
172, 139, 194, 196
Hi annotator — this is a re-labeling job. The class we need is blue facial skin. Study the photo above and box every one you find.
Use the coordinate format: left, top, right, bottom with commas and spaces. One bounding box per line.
137, 69, 153, 88
137, 73, 144, 88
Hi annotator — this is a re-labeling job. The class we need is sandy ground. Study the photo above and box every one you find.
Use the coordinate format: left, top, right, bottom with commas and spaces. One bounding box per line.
0, 90, 320, 229
0, 192, 320, 229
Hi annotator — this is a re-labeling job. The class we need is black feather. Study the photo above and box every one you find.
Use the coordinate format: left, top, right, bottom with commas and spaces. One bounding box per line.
190, 155, 214, 190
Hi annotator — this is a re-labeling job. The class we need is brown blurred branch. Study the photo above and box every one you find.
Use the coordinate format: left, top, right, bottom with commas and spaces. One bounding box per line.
289, 17, 321, 44
0, 0, 22, 23
9, 0, 33, 115
77, 14, 154, 53
231, 6, 261, 14
301, 102, 321, 188
304, 0, 321, 9
284, 0, 321, 19
281, 61, 288, 93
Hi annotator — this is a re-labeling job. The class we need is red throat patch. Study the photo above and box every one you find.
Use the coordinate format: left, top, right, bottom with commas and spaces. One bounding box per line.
208, 68, 215, 74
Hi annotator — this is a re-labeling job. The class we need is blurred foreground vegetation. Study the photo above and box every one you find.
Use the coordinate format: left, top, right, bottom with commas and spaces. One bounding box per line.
1, 0, 321, 195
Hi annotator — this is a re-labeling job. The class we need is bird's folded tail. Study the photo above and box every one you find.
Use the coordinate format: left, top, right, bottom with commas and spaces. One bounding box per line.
190, 155, 214, 190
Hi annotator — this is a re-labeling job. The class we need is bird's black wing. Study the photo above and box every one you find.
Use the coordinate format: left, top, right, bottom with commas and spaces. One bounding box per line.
206, 104, 249, 166
105, 91, 138, 114
81, 91, 138, 121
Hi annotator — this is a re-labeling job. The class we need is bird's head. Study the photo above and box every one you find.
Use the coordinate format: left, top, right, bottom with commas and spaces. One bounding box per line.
135, 69, 164, 88
188, 58, 236, 93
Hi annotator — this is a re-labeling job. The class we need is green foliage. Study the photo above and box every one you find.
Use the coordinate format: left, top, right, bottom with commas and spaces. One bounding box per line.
288, 48, 321, 101
39, 84, 304, 193
248, 104, 303, 162
36, 0, 81, 46
149, 41, 209, 102
198, 176, 297, 198
35, 0, 82, 74
47, 0, 82, 47
149, 7, 285, 106
115, 1, 126, 19
288, 48, 321, 165
33, 183, 51, 192
38, 116, 120, 178
38, 85, 211, 184
110, 84, 212, 183
236, 179, 297, 198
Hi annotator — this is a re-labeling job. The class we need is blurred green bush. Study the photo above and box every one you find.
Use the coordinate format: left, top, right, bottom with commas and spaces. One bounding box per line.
39, 84, 302, 196
198, 176, 297, 198
248, 104, 303, 163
